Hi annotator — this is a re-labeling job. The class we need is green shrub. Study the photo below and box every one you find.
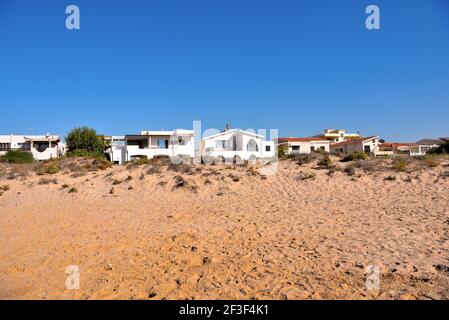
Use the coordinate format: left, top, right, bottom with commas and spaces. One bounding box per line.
277, 148, 287, 158
385, 175, 396, 181
0, 151, 34, 164
318, 155, 332, 168
0, 185, 10, 191
46, 163, 60, 175
341, 151, 369, 162
427, 139, 449, 155
66, 127, 106, 159
342, 151, 369, 162
68, 187, 77, 193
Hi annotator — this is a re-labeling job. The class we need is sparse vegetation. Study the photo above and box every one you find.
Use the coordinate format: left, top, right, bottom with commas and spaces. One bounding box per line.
292, 153, 320, 166
0, 151, 34, 164
0, 185, 10, 192
342, 151, 369, 162
295, 171, 316, 181
61, 184, 70, 189
172, 175, 198, 193
424, 155, 440, 168
393, 158, 408, 172
68, 187, 78, 193
38, 178, 58, 185
344, 165, 356, 176
317, 154, 333, 168
385, 175, 396, 181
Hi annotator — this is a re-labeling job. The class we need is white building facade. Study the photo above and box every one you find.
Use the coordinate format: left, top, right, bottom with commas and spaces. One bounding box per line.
0, 134, 65, 161
201, 129, 275, 163
114, 129, 195, 165
277, 137, 330, 155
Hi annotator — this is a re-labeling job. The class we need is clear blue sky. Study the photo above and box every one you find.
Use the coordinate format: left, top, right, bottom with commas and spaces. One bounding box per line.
1, 0, 448, 142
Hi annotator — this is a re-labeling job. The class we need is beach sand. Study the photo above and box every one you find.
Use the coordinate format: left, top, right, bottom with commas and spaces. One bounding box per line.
0, 157, 449, 299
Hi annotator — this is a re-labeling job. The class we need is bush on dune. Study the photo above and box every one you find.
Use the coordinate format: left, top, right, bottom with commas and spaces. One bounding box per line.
65, 127, 106, 159
341, 151, 369, 162
0, 151, 34, 164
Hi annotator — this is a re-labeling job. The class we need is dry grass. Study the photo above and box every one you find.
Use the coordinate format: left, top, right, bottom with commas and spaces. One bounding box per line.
38, 178, 58, 185
295, 171, 316, 181
393, 158, 409, 172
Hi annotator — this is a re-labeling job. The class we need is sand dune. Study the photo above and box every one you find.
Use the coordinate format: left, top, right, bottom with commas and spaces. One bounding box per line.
1, 156, 449, 299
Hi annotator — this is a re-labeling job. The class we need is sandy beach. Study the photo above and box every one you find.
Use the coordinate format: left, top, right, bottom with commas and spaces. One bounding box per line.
1, 156, 449, 300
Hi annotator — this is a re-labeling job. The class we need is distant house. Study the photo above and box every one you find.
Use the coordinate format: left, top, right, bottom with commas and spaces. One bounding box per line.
330, 136, 380, 155
0, 134, 65, 160
276, 137, 330, 155
201, 128, 275, 163
379, 139, 444, 157
315, 129, 360, 143
112, 129, 195, 165
412, 139, 444, 156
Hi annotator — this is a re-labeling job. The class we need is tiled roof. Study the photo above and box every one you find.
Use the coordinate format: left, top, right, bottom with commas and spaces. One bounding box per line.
277, 137, 328, 143
330, 136, 378, 148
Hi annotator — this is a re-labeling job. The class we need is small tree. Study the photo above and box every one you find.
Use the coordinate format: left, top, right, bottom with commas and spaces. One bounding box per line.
66, 127, 106, 158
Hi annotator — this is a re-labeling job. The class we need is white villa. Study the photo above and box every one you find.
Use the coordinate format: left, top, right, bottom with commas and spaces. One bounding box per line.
111, 129, 195, 165
276, 137, 330, 155
0, 134, 65, 161
201, 128, 275, 164
330, 136, 380, 155
315, 129, 360, 143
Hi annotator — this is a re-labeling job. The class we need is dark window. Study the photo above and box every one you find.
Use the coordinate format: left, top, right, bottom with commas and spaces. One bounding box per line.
311, 146, 315, 152
320, 146, 325, 151
292, 146, 300, 151
265, 146, 271, 152
364, 145, 371, 153
159, 139, 169, 149
0, 143, 11, 151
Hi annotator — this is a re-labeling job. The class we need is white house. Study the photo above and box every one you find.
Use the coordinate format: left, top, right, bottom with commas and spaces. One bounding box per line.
411, 139, 444, 156
276, 137, 330, 155
104, 136, 126, 164
330, 136, 380, 155
117, 129, 195, 165
201, 128, 275, 164
0, 134, 65, 161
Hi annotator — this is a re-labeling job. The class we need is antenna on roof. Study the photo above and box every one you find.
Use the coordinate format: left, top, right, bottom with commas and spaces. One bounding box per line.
225, 123, 231, 131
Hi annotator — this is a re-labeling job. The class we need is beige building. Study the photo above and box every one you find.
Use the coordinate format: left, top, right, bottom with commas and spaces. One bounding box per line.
330, 136, 380, 155
277, 137, 330, 155
315, 129, 360, 143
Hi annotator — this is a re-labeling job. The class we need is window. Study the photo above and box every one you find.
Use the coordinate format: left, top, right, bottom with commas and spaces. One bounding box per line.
158, 139, 169, 149
265, 146, 271, 152
292, 146, 300, 151
311, 146, 315, 152
247, 139, 258, 152
215, 140, 226, 150
0, 143, 11, 151
320, 146, 325, 151
364, 145, 371, 153
178, 137, 187, 145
